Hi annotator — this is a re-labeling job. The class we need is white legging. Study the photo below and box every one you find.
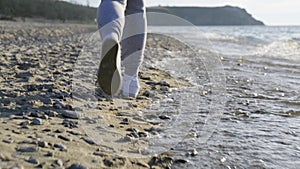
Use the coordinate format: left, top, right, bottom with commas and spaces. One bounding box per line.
97, 0, 147, 77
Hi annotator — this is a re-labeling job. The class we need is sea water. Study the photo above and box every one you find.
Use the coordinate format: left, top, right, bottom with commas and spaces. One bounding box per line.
148, 26, 300, 169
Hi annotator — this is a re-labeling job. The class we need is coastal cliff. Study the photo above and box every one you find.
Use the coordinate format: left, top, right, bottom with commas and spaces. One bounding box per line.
147, 6, 264, 26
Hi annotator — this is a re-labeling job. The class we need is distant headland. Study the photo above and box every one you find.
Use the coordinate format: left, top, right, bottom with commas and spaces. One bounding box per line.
0, 0, 264, 25
147, 6, 264, 26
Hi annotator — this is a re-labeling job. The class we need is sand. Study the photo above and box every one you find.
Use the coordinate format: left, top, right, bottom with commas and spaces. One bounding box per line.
0, 21, 193, 169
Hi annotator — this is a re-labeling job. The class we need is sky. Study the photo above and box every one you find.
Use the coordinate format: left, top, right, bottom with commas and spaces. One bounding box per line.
64, 0, 300, 25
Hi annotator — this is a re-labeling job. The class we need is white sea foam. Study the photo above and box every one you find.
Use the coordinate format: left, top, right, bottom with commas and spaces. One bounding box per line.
254, 39, 300, 60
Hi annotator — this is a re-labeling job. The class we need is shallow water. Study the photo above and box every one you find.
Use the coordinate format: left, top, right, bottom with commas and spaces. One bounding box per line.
148, 26, 300, 168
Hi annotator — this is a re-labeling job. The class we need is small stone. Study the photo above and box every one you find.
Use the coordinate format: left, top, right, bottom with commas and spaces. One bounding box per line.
28, 111, 41, 118
82, 137, 95, 145
142, 90, 155, 97
32, 118, 43, 125
158, 115, 171, 120
145, 81, 159, 86
41, 114, 49, 120
120, 118, 129, 125
128, 132, 139, 138
3, 138, 14, 144
138, 132, 148, 138
160, 86, 170, 92
64, 104, 73, 110
116, 112, 131, 116
66, 163, 88, 169
62, 110, 80, 119
26, 158, 39, 164
68, 130, 81, 136
54, 101, 64, 109
174, 159, 188, 164
45, 151, 54, 157
56, 159, 64, 167
93, 152, 108, 157
62, 119, 78, 128
158, 81, 170, 87
42, 128, 51, 132
38, 141, 49, 148
45, 110, 58, 117
54, 129, 65, 133
16, 146, 37, 153
19, 121, 30, 128
58, 135, 71, 142
54, 143, 67, 151
141, 76, 151, 80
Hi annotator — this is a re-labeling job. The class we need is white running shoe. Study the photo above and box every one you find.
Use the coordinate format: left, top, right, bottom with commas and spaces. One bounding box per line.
97, 35, 122, 96
121, 74, 140, 98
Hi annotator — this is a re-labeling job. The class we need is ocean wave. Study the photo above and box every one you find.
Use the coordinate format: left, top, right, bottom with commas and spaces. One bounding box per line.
254, 39, 300, 60
197, 32, 238, 42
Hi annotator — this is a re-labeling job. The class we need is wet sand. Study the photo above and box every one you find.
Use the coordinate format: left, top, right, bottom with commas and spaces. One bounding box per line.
0, 21, 192, 169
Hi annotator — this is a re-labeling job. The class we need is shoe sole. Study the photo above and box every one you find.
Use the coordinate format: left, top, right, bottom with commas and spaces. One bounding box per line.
97, 39, 122, 96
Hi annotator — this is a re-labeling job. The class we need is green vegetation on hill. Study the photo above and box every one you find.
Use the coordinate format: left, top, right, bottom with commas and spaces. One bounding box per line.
0, 0, 96, 21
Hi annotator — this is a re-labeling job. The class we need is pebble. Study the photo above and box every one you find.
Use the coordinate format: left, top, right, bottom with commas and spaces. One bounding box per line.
64, 104, 73, 110
62, 119, 78, 128
54, 129, 65, 133
56, 159, 64, 167
174, 159, 188, 164
120, 118, 129, 125
145, 81, 159, 86
68, 130, 81, 136
158, 115, 171, 120
142, 90, 155, 97
12, 130, 23, 134
32, 118, 43, 125
93, 151, 108, 157
28, 111, 42, 118
26, 158, 39, 164
116, 112, 131, 116
45, 110, 58, 117
127, 132, 139, 138
82, 137, 95, 145
58, 135, 71, 142
3, 138, 14, 144
19, 121, 30, 128
160, 86, 170, 92
45, 151, 54, 157
42, 128, 51, 132
16, 146, 37, 153
41, 114, 49, 120
54, 101, 64, 109
54, 143, 67, 151
62, 110, 81, 119
66, 163, 88, 169
38, 141, 49, 148
138, 131, 148, 138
